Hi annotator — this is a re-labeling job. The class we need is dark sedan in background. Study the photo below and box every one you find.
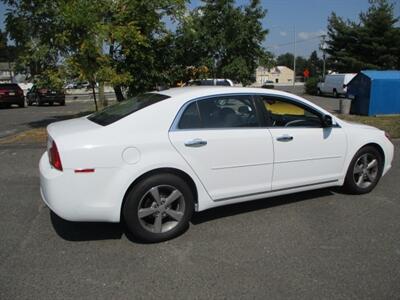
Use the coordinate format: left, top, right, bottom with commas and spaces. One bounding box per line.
27, 85, 65, 106
0, 83, 25, 108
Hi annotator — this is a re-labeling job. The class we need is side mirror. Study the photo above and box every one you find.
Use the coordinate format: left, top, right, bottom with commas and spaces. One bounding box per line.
322, 115, 333, 128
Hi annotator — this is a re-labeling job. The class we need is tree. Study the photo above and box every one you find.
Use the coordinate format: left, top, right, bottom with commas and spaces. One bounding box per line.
4, 0, 64, 77
276, 52, 309, 76
174, 0, 271, 86
307, 50, 323, 77
326, 0, 400, 72
3, 0, 185, 101
276, 53, 294, 69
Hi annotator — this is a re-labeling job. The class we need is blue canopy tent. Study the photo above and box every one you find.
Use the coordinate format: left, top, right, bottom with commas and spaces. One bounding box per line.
347, 70, 400, 116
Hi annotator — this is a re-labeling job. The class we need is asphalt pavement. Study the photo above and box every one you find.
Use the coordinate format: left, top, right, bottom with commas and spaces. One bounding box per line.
0, 101, 96, 138
0, 91, 398, 299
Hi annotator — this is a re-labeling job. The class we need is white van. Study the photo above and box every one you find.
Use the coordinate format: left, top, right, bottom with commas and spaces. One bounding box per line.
317, 73, 356, 97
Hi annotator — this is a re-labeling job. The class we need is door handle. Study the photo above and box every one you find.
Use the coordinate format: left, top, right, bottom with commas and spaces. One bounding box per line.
276, 135, 293, 142
184, 138, 207, 147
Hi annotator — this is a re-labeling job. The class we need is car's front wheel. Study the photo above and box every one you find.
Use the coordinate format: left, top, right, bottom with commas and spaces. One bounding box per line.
343, 146, 383, 194
123, 173, 194, 242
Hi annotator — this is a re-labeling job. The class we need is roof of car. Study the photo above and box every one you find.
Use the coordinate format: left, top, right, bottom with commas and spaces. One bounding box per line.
158, 86, 293, 100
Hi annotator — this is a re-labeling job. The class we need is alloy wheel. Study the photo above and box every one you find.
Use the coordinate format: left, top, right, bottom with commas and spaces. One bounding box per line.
137, 185, 185, 234
353, 153, 379, 189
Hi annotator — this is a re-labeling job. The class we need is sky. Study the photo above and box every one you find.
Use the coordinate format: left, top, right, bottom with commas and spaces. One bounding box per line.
1, 0, 399, 58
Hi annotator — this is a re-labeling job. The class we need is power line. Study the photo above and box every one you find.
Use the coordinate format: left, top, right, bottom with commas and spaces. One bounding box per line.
268, 35, 323, 48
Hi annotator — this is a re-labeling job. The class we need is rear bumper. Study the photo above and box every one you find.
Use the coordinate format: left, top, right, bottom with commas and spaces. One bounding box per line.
39, 152, 120, 222
38, 95, 65, 103
0, 96, 24, 104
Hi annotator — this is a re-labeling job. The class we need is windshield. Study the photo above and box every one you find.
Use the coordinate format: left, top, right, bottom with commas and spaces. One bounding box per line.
88, 93, 170, 126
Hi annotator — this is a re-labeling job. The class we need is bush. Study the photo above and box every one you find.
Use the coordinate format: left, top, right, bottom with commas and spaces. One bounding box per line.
305, 77, 319, 95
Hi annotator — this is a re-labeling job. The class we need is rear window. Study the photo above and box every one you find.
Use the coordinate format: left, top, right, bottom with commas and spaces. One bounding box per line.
88, 93, 170, 126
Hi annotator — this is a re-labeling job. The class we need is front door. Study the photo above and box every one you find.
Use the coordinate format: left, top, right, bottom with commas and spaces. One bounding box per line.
257, 95, 347, 190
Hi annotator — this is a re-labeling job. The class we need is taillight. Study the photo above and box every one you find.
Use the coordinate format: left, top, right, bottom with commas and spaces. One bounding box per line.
49, 141, 63, 171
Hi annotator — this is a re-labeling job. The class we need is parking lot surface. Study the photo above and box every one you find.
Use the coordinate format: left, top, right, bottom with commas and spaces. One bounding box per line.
0, 93, 398, 299
0, 141, 399, 299
0, 101, 96, 138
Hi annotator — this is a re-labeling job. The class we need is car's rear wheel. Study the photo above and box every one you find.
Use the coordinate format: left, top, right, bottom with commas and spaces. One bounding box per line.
123, 174, 194, 242
333, 89, 338, 98
343, 146, 383, 194
317, 88, 321, 96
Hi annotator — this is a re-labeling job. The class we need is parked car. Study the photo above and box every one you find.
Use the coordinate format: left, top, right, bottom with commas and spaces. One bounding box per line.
261, 80, 275, 89
64, 82, 76, 89
27, 85, 66, 106
317, 73, 356, 97
0, 83, 25, 108
185, 78, 234, 86
40, 87, 394, 242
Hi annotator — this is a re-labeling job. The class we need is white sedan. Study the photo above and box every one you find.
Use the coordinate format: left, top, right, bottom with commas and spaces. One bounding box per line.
40, 87, 394, 242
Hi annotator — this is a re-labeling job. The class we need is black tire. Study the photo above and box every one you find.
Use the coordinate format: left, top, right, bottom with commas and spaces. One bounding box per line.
60, 101, 65, 106
317, 88, 321, 96
333, 89, 338, 98
343, 146, 383, 194
123, 173, 194, 242
27, 100, 32, 106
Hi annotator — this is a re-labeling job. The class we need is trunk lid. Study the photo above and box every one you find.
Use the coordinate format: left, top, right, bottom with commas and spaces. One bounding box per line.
47, 116, 100, 139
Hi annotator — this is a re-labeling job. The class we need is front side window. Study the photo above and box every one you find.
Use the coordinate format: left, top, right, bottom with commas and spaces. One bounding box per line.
178, 95, 259, 129
260, 96, 322, 128
88, 93, 170, 126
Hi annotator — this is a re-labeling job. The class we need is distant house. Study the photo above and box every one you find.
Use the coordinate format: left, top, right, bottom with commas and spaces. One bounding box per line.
0, 62, 15, 83
255, 66, 294, 85
347, 70, 400, 116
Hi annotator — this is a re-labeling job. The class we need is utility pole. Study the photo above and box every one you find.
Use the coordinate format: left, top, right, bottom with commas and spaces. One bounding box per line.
320, 34, 327, 78
293, 25, 296, 87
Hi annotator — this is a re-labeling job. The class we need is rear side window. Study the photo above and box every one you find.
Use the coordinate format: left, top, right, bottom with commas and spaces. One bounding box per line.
178, 95, 259, 129
178, 102, 202, 129
88, 93, 170, 126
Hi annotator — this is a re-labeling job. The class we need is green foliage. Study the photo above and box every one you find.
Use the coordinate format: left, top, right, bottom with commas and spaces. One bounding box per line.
174, 0, 271, 86
34, 68, 65, 91
307, 51, 323, 77
326, 0, 400, 72
276, 53, 294, 69
305, 77, 319, 95
4, 0, 64, 75
2, 0, 270, 94
276, 51, 323, 77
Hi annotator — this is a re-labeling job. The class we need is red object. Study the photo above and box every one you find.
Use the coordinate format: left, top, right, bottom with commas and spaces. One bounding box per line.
74, 169, 95, 173
49, 141, 63, 171
303, 69, 310, 78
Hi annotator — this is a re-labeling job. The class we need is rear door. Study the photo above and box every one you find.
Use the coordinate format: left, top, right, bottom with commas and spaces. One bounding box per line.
256, 95, 347, 190
169, 94, 274, 201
